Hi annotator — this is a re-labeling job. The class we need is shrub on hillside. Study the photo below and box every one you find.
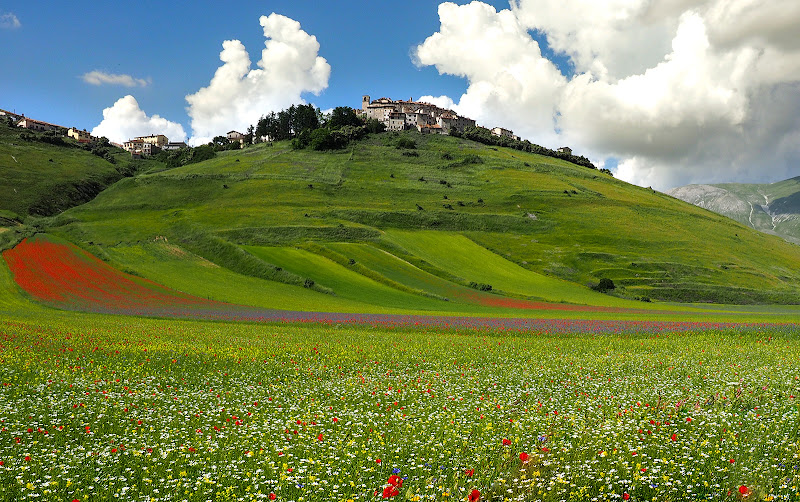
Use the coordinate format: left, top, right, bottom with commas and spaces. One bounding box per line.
593, 278, 616, 292
469, 281, 493, 292
395, 136, 416, 149
156, 144, 216, 168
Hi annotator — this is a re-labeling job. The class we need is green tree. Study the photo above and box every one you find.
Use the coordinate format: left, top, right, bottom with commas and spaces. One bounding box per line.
212, 135, 229, 146
364, 118, 386, 134
309, 128, 333, 150
293, 104, 320, 134
328, 107, 362, 129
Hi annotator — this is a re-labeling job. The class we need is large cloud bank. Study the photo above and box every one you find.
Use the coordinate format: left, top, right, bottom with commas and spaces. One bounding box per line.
91, 95, 187, 144
185, 13, 330, 145
415, 1, 800, 189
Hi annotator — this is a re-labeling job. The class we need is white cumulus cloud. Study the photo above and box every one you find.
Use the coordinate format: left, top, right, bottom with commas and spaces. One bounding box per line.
416, 95, 457, 111
81, 71, 150, 88
416, 1, 565, 146
0, 12, 20, 29
91, 95, 186, 144
415, 0, 800, 190
185, 13, 330, 145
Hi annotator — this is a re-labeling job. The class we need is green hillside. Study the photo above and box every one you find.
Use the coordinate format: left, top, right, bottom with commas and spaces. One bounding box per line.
668, 177, 800, 244
16, 130, 800, 309
0, 121, 162, 221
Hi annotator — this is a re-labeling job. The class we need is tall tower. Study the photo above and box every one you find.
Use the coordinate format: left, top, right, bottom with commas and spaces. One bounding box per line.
362, 95, 370, 112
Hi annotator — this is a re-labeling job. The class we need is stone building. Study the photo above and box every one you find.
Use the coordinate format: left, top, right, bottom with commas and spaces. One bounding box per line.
123, 134, 169, 156
16, 117, 63, 133
491, 127, 519, 141
67, 128, 92, 142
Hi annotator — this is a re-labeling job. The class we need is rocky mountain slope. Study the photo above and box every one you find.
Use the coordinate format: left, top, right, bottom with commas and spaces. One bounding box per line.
668, 177, 800, 244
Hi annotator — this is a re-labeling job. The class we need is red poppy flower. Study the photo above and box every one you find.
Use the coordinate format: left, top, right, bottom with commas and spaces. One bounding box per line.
317, 433, 323, 441
382, 485, 399, 498
739, 485, 749, 495
268, 493, 276, 500
729, 459, 735, 464
670, 434, 677, 441
464, 469, 474, 477
387, 475, 403, 488
519, 452, 529, 462
502, 438, 511, 446
468, 489, 481, 502
623, 493, 630, 500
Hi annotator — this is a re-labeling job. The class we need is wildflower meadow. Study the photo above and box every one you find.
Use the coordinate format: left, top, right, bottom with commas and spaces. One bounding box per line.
0, 314, 798, 501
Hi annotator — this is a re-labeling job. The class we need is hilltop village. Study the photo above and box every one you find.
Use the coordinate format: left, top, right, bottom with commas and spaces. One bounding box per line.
2, 97, 584, 166
361, 95, 525, 142
3, 95, 527, 154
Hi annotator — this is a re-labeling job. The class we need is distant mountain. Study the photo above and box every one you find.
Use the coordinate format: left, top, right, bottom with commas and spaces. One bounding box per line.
668, 177, 800, 244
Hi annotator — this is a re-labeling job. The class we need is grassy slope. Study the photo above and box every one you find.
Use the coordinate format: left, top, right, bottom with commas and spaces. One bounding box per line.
105, 242, 426, 314
37, 131, 800, 311
0, 121, 162, 222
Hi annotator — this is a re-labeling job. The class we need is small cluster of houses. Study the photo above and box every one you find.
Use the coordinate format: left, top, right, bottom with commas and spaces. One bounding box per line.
122, 134, 187, 158
1, 108, 95, 144
361, 95, 476, 135
0, 107, 189, 158
360, 95, 521, 141
360, 95, 574, 155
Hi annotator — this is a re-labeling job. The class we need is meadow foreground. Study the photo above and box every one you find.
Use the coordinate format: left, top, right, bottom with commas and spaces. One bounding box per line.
0, 312, 798, 501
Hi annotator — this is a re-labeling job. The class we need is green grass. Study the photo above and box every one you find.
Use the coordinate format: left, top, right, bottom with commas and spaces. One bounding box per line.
19, 129, 800, 310
325, 242, 477, 299
0, 122, 161, 219
244, 245, 461, 312
383, 230, 638, 307
0, 308, 798, 501
102, 242, 393, 314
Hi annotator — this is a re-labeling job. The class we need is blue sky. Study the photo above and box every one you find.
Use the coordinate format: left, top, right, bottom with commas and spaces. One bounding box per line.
0, 1, 515, 134
2, 1, 799, 190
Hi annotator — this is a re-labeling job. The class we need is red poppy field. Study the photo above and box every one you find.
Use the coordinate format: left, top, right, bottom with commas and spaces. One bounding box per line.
2, 235, 224, 315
